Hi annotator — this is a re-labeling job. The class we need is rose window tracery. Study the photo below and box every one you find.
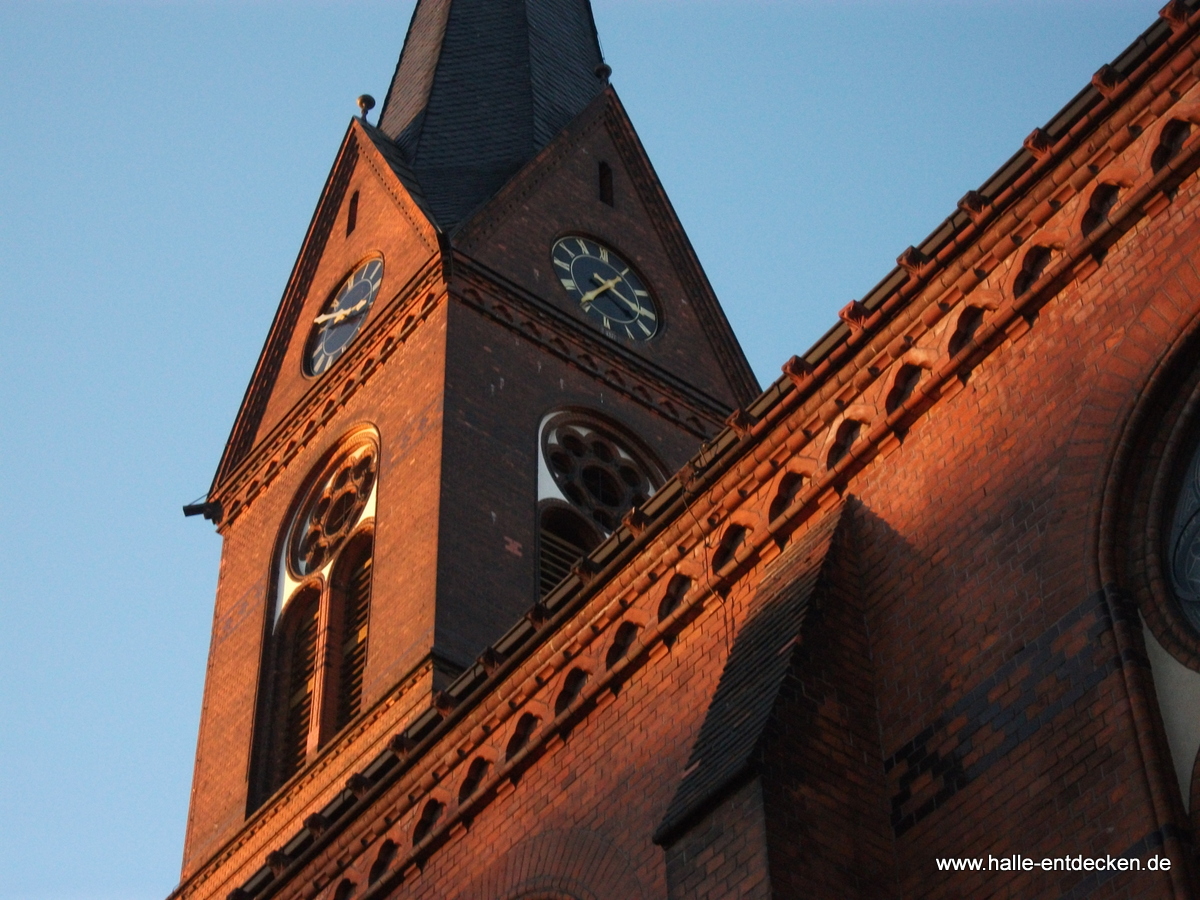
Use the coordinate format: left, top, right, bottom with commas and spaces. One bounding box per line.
288, 441, 378, 577
541, 415, 660, 533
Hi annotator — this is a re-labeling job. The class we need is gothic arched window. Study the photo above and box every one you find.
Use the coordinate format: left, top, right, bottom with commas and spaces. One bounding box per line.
249, 430, 378, 809
536, 412, 663, 598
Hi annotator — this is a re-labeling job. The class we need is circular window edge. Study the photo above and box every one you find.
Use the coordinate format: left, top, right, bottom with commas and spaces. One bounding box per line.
1142, 374, 1200, 672
1104, 319, 1200, 674
540, 409, 667, 486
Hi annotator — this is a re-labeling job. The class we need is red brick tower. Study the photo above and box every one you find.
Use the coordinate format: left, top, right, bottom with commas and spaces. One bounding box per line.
179, 0, 756, 886
177, 3, 1200, 900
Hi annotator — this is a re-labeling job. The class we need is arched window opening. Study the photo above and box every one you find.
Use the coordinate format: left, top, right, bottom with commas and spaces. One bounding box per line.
331, 535, 373, 732
538, 504, 602, 598
598, 161, 614, 206
1169, 438, 1200, 633
658, 574, 692, 622
948, 306, 985, 358
606, 621, 641, 669
276, 590, 320, 786
1013, 246, 1052, 297
1082, 183, 1120, 236
506, 713, 540, 760
412, 800, 444, 845
713, 524, 747, 571
769, 472, 806, 522
1153, 119, 1191, 173
827, 420, 862, 469
346, 191, 359, 237
458, 757, 491, 803
555, 668, 590, 715
886, 364, 924, 414
333, 879, 356, 900
537, 411, 664, 600
368, 840, 397, 884
249, 431, 380, 812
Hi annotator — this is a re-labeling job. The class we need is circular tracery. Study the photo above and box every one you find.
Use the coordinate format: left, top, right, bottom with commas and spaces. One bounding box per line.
288, 438, 378, 577
542, 415, 660, 533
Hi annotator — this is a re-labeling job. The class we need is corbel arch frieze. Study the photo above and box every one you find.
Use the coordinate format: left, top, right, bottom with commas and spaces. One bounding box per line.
1100, 163, 1142, 190
765, 457, 817, 526
1139, 93, 1200, 176
998, 227, 1072, 300
818, 406, 876, 471
453, 276, 724, 439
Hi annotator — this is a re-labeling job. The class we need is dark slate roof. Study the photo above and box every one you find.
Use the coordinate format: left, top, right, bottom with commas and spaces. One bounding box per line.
653, 505, 845, 845
360, 120, 437, 224
376, 0, 607, 231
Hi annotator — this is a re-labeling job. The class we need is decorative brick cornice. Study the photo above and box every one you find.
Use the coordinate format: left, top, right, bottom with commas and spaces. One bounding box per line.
451, 258, 732, 436
176, 658, 435, 900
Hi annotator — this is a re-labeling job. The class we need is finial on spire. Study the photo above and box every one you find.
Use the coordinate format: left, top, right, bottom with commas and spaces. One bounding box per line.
357, 94, 376, 122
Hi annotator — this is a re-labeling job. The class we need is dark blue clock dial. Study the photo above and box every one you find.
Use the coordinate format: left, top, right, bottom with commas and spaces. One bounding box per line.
305, 258, 384, 376
551, 236, 658, 341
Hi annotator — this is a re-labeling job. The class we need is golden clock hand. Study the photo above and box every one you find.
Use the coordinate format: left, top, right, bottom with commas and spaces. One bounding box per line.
313, 297, 368, 325
588, 272, 643, 315
578, 274, 622, 305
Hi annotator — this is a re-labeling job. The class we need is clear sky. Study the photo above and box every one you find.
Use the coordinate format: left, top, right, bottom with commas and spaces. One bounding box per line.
0, 1, 1159, 898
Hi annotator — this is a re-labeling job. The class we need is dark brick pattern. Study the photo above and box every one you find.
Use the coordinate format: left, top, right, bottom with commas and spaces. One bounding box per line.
885, 588, 1124, 837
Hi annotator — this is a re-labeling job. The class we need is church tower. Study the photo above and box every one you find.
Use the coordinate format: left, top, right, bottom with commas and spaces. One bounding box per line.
180, 0, 757, 881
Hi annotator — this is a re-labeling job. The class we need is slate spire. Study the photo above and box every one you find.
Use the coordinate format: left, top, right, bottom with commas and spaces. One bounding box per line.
377, 0, 607, 231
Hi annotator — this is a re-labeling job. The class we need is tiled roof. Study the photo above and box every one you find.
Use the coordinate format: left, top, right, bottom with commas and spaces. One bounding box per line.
653, 504, 845, 845
376, 0, 606, 231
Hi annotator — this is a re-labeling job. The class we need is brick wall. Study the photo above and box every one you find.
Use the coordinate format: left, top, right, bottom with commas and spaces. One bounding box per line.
175, 16, 1200, 900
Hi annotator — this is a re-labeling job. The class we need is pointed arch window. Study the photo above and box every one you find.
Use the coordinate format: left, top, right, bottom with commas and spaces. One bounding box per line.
249, 430, 379, 810
536, 412, 663, 598
276, 589, 320, 785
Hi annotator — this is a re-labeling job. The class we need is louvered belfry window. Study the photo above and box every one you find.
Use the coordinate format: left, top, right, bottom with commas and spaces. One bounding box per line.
250, 430, 379, 809
278, 593, 320, 784
334, 547, 373, 731
538, 506, 600, 599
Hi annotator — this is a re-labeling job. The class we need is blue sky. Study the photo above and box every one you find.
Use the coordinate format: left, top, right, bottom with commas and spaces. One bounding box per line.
0, 2, 1158, 897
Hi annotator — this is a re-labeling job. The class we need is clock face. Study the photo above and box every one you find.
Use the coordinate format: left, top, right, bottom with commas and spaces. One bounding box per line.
305, 258, 384, 376
551, 236, 659, 341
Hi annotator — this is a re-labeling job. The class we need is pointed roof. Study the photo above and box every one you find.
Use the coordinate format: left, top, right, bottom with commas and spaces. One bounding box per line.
377, 0, 607, 231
